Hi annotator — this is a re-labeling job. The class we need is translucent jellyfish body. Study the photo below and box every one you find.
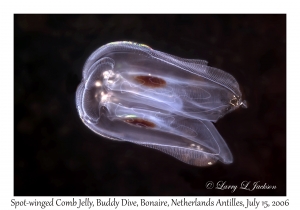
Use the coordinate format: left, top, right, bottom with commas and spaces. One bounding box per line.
76, 41, 246, 166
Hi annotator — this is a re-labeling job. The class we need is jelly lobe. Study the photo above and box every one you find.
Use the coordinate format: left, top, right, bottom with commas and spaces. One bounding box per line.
101, 69, 234, 122
77, 56, 233, 166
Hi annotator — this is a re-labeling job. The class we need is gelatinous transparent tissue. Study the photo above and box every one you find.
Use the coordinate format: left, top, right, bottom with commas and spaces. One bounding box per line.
76, 41, 247, 167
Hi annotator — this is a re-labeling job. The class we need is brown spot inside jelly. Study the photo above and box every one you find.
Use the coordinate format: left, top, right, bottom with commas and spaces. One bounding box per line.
134, 75, 166, 88
124, 118, 155, 128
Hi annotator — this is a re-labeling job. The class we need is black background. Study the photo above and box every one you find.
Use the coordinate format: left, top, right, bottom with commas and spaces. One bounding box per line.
15, 14, 286, 196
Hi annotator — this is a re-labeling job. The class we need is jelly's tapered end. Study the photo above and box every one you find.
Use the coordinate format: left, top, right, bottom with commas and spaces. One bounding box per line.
240, 100, 248, 108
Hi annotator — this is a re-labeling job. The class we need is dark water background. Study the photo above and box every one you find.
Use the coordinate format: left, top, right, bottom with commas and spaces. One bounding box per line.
14, 14, 286, 196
